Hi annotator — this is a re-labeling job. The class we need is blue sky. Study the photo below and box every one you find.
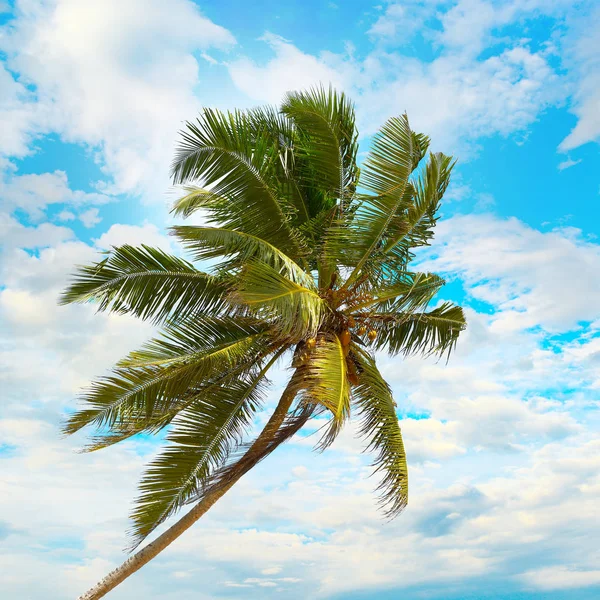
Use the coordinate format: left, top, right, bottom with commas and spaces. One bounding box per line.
1, 1, 600, 598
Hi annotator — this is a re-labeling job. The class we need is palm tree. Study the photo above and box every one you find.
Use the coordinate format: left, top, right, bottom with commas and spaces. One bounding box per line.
61, 87, 465, 599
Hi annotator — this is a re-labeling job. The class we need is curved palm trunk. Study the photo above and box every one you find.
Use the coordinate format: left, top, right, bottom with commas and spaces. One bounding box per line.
77, 380, 299, 600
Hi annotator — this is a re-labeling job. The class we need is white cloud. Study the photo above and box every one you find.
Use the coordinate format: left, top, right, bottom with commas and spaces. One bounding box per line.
94, 222, 172, 251
558, 7, 600, 150
0, 212, 74, 249
522, 566, 600, 590
228, 33, 348, 106
558, 157, 582, 170
78, 207, 101, 228
420, 213, 600, 332
368, 1, 440, 40
0, 170, 111, 221
0, 62, 43, 159
226, 30, 561, 153
0, 0, 235, 199
57, 209, 75, 221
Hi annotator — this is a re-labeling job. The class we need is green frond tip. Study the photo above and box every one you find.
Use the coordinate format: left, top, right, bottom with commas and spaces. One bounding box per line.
281, 85, 358, 201
371, 302, 466, 359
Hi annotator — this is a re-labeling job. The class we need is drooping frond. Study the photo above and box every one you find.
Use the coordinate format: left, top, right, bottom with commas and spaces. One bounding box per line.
301, 333, 351, 449
63, 316, 269, 435
80, 350, 272, 453
170, 225, 308, 282
171, 109, 306, 261
231, 260, 327, 339
352, 345, 408, 518
59, 245, 229, 324
128, 349, 284, 547
371, 302, 466, 358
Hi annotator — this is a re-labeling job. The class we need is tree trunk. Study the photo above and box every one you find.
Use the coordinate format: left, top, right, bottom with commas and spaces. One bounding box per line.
77, 379, 299, 600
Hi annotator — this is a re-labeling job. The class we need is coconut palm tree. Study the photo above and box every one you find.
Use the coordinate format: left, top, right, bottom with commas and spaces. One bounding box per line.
61, 86, 465, 599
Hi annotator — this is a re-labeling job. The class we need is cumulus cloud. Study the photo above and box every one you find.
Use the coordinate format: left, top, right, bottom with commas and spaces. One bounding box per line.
0, 0, 236, 198
228, 33, 348, 106
0, 169, 111, 220
420, 213, 600, 332
226, 23, 561, 154
558, 6, 600, 151
1, 3, 599, 599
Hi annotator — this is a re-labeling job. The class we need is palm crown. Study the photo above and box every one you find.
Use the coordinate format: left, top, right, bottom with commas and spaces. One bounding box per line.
62, 87, 465, 552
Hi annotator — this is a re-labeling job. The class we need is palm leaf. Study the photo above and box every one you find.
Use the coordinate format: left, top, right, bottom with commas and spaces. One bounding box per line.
129, 349, 285, 547
371, 303, 466, 358
231, 260, 326, 339
63, 317, 269, 434
170, 225, 308, 283
352, 345, 408, 518
59, 245, 229, 324
281, 86, 358, 204
301, 333, 351, 450
383, 152, 455, 260
171, 108, 306, 262
170, 187, 227, 219
350, 272, 446, 313
342, 114, 417, 286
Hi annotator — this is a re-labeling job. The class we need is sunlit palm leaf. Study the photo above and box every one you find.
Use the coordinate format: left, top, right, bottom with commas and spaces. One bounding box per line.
171, 108, 306, 261
383, 152, 455, 260
343, 114, 416, 285
231, 260, 326, 339
63, 317, 269, 434
282, 86, 358, 203
350, 272, 445, 313
301, 334, 351, 450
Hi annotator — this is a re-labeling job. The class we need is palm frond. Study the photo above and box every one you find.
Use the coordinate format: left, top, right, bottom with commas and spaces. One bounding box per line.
371, 303, 466, 358
63, 317, 269, 435
170, 109, 307, 262
231, 260, 326, 339
343, 114, 417, 285
59, 245, 229, 324
170, 225, 308, 283
383, 152, 455, 259
170, 187, 227, 219
281, 86, 358, 204
245, 105, 311, 225
352, 345, 408, 518
129, 349, 285, 547
301, 333, 351, 450
350, 272, 446, 313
